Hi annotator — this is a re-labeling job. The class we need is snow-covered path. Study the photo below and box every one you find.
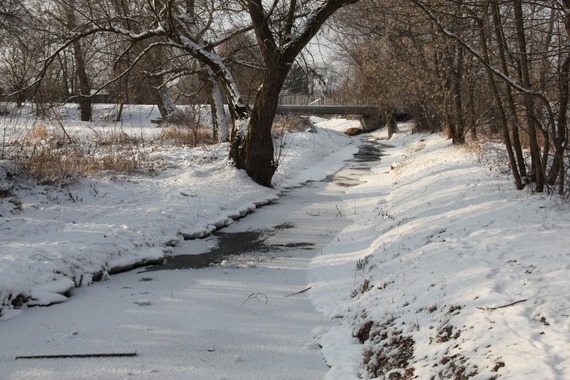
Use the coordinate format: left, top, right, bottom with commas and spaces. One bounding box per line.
0, 140, 373, 380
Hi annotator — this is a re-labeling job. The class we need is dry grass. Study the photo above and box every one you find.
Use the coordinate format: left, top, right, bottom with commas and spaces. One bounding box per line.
449, 129, 505, 171
26, 122, 50, 141
158, 107, 214, 147
1, 105, 219, 186
8, 124, 149, 185
91, 130, 142, 147
272, 114, 314, 136
462, 140, 486, 162
12, 119, 213, 185
22, 146, 143, 185
160, 126, 213, 146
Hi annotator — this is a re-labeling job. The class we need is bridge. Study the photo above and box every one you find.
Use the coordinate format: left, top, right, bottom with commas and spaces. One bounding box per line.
276, 104, 382, 131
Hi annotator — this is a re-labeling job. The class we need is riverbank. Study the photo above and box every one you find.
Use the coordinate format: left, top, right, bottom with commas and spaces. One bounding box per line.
2, 112, 569, 379
0, 113, 359, 317
312, 126, 570, 379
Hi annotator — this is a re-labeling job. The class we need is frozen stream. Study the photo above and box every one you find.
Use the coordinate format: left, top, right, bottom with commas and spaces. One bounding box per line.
0, 138, 384, 380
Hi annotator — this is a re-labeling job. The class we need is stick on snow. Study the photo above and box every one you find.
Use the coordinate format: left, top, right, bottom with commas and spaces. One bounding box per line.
15, 352, 137, 359
284, 287, 312, 297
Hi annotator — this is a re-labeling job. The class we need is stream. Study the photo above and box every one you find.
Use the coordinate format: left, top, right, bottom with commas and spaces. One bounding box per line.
0, 136, 386, 380
146, 138, 385, 271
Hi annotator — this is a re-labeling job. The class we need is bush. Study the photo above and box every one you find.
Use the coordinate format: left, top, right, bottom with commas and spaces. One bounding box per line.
160, 108, 214, 146
272, 114, 314, 136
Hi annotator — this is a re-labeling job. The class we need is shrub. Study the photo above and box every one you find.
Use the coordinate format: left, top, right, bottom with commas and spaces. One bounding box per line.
272, 114, 314, 136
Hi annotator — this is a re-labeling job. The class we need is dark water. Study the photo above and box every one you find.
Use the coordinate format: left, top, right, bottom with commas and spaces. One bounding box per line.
352, 142, 386, 162
145, 227, 316, 271
146, 137, 386, 271
327, 139, 387, 187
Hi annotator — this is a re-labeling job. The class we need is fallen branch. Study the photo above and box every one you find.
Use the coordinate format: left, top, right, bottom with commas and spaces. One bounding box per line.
477, 299, 527, 312
241, 292, 268, 306
15, 352, 137, 360
285, 287, 312, 297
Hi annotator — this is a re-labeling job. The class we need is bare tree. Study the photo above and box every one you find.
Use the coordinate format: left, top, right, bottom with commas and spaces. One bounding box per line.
0, 1, 38, 106
329, 1, 451, 135
28, 0, 359, 186
229, 0, 360, 186
0, 0, 22, 28
332, 0, 570, 194
410, 0, 570, 193
62, 0, 92, 121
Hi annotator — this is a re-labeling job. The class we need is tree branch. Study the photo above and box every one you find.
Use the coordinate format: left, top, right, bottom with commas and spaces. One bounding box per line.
476, 299, 528, 312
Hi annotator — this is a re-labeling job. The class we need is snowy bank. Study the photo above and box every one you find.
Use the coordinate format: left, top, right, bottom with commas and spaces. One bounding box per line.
0, 114, 358, 318
310, 125, 570, 379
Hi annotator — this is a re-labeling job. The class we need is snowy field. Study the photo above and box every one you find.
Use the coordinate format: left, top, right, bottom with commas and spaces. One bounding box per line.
1, 104, 569, 379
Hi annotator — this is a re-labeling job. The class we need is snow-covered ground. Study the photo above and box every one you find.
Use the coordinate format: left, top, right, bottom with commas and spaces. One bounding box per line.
1, 105, 569, 379
0, 105, 357, 314
312, 129, 570, 379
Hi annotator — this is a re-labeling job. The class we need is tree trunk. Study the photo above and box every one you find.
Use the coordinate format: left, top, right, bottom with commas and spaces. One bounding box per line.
478, 9, 524, 190
547, 1, 570, 193
385, 109, 397, 139
491, 2, 527, 182
230, 74, 283, 187
203, 69, 229, 142
158, 87, 177, 117
467, 75, 477, 139
73, 42, 92, 121
513, 0, 544, 192
451, 41, 465, 144
144, 75, 177, 120
65, 2, 92, 122
547, 99, 566, 190
115, 103, 124, 122
227, 0, 360, 187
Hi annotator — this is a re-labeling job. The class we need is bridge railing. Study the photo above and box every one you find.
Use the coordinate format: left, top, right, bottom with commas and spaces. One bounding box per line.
277, 95, 376, 107
276, 104, 383, 132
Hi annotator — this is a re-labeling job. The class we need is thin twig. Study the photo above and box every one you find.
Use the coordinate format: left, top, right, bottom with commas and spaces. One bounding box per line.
335, 204, 344, 217
241, 292, 268, 306
285, 286, 312, 297
476, 299, 528, 312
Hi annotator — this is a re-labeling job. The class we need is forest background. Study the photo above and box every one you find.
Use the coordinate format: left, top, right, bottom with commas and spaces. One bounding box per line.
2, 0, 570, 196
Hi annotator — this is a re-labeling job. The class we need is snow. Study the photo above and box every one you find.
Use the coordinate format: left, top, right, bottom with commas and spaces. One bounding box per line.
1, 106, 570, 379
311, 127, 570, 379
27, 277, 75, 307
